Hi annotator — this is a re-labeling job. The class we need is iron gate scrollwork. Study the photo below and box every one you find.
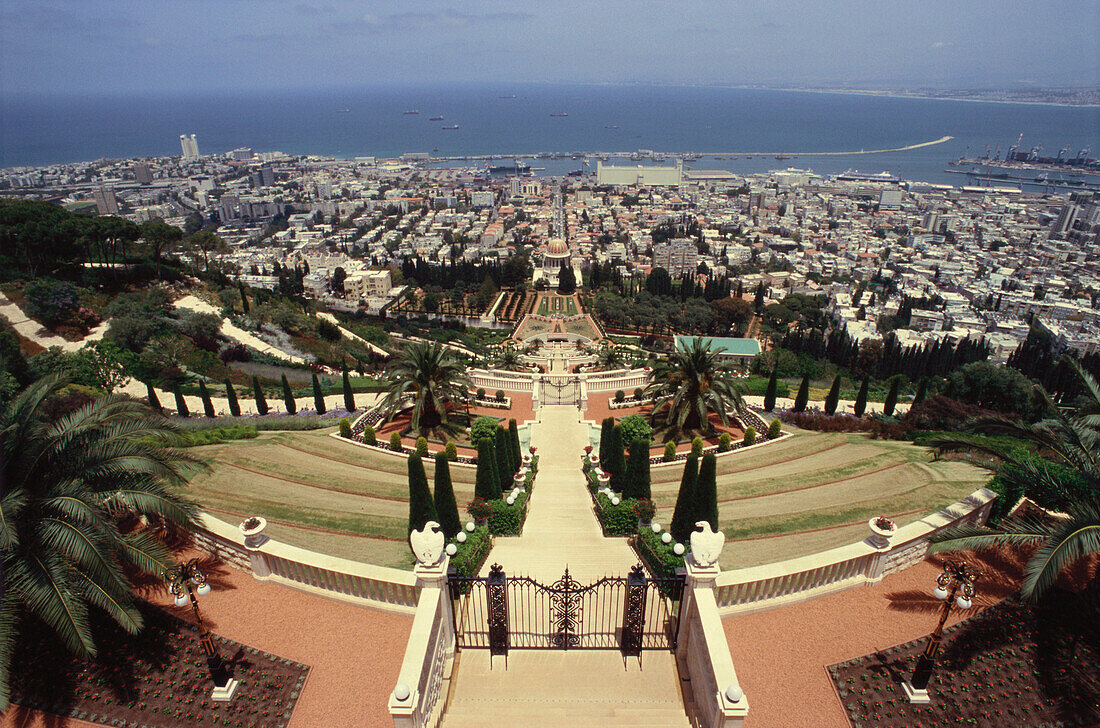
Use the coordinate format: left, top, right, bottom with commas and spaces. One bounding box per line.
449, 563, 683, 656
541, 376, 581, 406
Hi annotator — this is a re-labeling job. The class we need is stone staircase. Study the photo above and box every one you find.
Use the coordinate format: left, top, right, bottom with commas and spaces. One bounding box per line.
439, 651, 692, 728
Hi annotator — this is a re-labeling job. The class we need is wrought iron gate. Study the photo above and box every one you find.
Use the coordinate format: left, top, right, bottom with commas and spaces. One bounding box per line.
449, 564, 683, 656
541, 376, 581, 406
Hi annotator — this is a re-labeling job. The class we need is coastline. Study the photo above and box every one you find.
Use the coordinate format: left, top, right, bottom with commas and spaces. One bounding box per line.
714, 84, 1100, 109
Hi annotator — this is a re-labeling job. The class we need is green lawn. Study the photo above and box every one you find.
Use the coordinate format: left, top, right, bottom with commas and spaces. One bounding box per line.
649, 428, 992, 568
187, 429, 477, 569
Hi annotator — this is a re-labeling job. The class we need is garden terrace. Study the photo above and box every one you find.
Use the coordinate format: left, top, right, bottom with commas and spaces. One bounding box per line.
647, 428, 990, 569
495, 290, 536, 323
184, 429, 480, 569
8, 597, 309, 728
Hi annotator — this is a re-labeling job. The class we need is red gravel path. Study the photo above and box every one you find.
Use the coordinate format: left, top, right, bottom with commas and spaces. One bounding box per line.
3, 552, 412, 728
722, 550, 1097, 728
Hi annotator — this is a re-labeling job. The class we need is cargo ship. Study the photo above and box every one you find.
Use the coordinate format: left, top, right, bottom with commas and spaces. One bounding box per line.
550, 112, 568, 117
403, 110, 419, 115
429, 115, 444, 121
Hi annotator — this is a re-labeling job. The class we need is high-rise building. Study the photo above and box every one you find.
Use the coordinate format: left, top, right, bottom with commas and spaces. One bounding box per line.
179, 134, 200, 160
251, 165, 275, 189
229, 147, 254, 161
1051, 203, 1078, 238
133, 162, 153, 185
92, 185, 119, 215
652, 238, 699, 277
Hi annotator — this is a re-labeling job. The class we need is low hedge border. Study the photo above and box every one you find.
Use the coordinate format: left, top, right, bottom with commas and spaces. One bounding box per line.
450, 525, 492, 580
594, 492, 637, 536
634, 527, 684, 581
488, 491, 528, 536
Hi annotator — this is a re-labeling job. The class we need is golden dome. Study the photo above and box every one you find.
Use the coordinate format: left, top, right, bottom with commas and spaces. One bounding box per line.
546, 238, 569, 256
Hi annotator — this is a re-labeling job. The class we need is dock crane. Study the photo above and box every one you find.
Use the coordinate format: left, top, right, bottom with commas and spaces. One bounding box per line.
1027, 144, 1043, 162
1077, 145, 1092, 164
1057, 143, 1071, 162
1007, 132, 1024, 162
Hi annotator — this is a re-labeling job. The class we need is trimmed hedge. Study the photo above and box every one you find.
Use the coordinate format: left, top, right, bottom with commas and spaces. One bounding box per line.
172, 424, 258, 447
451, 525, 492, 582
635, 527, 684, 580
594, 492, 637, 536
488, 492, 528, 536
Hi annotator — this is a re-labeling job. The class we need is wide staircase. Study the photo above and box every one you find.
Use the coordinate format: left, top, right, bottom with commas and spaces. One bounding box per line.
440, 651, 692, 728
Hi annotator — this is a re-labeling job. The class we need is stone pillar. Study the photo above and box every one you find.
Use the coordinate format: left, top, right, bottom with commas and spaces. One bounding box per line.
414, 555, 454, 648
679, 555, 749, 728
241, 518, 271, 578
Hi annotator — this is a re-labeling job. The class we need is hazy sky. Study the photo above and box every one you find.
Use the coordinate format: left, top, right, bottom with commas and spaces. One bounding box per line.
3, 0, 1097, 95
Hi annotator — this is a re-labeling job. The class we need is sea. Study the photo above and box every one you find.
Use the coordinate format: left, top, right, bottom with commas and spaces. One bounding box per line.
3, 83, 1099, 189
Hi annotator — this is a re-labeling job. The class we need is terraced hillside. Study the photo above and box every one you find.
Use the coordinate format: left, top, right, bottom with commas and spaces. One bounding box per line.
185, 429, 477, 569
649, 429, 992, 569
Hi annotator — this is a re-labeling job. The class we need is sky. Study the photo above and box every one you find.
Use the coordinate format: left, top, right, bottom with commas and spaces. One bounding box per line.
2, 0, 1098, 95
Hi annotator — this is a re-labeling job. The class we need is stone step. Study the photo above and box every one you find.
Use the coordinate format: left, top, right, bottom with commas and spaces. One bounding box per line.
441, 699, 692, 728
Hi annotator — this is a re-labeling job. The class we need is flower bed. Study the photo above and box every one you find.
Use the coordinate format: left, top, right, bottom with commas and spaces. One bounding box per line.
828, 587, 1100, 727
9, 600, 308, 728
634, 527, 685, 581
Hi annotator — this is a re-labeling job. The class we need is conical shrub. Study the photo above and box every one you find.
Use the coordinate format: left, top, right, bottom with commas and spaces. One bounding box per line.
433, 452, 461, 539
670, 454, 699, 545
407, 452, 438, 534
225, 379, 241, 416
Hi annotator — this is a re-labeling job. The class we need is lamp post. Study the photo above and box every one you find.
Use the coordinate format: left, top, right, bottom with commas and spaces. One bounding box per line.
902, 560, 981, 704
164, 558, 239, 701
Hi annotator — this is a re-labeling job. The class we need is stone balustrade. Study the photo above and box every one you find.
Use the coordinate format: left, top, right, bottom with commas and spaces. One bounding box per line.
713, 487, 997, 615
193, 513, 420, 614
678, 557, 749, 727
389, 558, 455, 728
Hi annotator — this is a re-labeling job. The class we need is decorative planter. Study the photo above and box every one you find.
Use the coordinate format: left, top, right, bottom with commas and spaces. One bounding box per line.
637, 518, 652, 530
239, 517, 268, 549
868, 516, 897, 549
513, 473, 526, 488
588, 454, 600, 467
522, 453, 533, 466
597, 472, 610, 487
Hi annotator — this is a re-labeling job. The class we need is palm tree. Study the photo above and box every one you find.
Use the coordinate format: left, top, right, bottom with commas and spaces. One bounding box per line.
928, 360, 1100, 602
379, 341, 473, 436
0, 376, 201, 709
493, 347, 525, 372
596, 345, 624, 371
644, 337, 747, 436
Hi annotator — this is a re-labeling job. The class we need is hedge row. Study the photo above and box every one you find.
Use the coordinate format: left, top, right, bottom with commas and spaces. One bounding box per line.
635, 527, 684, 580
594, 492, 637, 536
488, 492, 528, 535
450, 525, 492, 581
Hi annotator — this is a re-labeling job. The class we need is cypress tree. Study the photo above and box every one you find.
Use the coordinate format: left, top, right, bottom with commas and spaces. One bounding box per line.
625, 438, 651, 500
312, 373, 326, 414
913, 377, 928, 405
225, 379, 241, 417
854, 376, 869, 417
793, 374, 809, 412
508, 418, 522, 468
198, 380, 215, 417
173, 386, 190, 418
238, 281, 250, 313
495, 426, 513, 487
433, 452, 461, 539
670, 454, 699, 545
252, 375, 268, 415
694, 453, 719, 532
146, 382, 162, 414
281, 374, 296, 414
407, 452, 438, 534
605, 424, 626, 493
475, 438, 502, 500
763, 369, 778, 412
342, 367, 356, 412
824, 375, 841, 416
598, 416, 615, 464
883, 378, 900, 417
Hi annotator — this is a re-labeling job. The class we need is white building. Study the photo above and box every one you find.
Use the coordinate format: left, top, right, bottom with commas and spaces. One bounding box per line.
597, 160, 683, 187
179, 134, 200, 160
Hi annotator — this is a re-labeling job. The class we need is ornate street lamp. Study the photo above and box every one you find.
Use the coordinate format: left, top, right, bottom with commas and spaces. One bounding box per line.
164, 558, 239, 701
902, 560, 981, 704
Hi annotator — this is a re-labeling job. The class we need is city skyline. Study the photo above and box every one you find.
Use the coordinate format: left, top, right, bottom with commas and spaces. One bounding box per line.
2, 0, 1097, 96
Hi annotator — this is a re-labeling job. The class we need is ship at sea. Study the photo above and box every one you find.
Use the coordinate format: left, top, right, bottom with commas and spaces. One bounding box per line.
335, 107, 351, 113
550, 112, 568, 117
499, 94, 517, 99
441, 125, 459, 130
836, 169, 900, 183
488, 161, 531, 175
429, 115, 444, 121
403, 110, 419, 115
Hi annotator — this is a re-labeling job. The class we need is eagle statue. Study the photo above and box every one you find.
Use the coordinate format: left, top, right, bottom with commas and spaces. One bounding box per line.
689, 521, 725, 567
409, 521, 446, 565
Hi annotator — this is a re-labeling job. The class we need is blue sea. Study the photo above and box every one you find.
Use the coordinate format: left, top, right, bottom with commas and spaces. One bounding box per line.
3, 83, 1098, 187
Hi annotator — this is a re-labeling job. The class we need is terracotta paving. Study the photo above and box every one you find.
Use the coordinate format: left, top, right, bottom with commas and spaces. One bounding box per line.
721, 549, 1094, 728
3, 551, 412, 728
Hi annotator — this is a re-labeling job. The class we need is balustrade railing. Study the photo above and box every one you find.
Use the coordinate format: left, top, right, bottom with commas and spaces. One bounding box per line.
390, 559, 455, 728
713, 487, 997, 615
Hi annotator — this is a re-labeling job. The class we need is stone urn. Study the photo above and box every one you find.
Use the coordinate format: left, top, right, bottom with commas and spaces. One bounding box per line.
597, 471, 611, 488
588, 454, 600, 468
239, 516, 268, 548
868, 516, 897, 549
513, 472, 526, 489
522, 453, 533, 466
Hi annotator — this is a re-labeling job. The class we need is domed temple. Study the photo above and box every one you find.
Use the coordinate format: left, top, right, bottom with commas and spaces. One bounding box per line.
542, 237, 571, 272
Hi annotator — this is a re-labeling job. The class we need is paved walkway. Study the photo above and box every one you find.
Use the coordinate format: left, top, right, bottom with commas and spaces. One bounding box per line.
481, 404, 637, 583
0, 290, 110, 352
